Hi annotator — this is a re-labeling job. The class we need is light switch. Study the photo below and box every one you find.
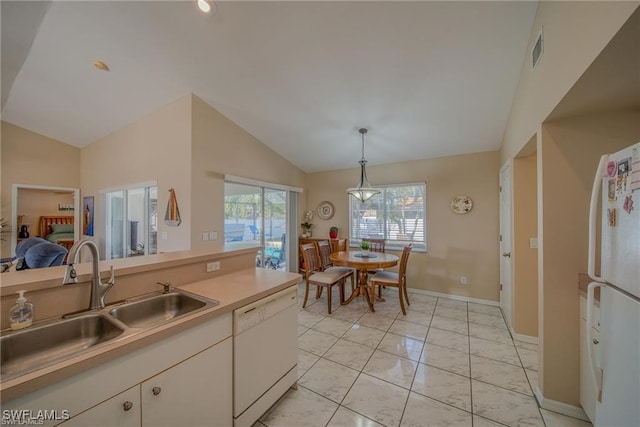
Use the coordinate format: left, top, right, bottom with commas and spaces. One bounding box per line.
160, 232, 168, 240
202, 232, 209, 241
530, 238, 538, 249
209, 231, 217, 240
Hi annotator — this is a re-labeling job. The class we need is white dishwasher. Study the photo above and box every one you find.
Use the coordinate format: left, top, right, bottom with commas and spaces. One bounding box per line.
233, 285, 298, 427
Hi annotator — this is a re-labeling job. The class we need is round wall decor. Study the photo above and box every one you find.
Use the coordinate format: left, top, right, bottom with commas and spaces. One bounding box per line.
451, 195, 473, 214
317, 201, 335, 220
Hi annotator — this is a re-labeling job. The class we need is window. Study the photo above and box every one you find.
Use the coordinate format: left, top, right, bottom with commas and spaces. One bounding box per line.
104, 184, 157, 259
349, 182, 426, 251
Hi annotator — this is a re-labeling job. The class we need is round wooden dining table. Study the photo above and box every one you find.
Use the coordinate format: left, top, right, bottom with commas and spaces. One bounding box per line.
330, 251, 399, 312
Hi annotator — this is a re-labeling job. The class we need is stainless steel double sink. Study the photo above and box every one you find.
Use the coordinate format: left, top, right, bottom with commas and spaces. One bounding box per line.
1, 290, 219, 381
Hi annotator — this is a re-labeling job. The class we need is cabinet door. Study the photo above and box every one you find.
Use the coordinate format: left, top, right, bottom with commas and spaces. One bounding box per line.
141, 337, 232, 427
58, 386, 140, 427
580, 316, 600, 423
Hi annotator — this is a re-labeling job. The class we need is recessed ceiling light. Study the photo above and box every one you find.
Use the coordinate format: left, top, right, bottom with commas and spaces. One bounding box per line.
197, 0, 212, 13
92, 60, 110, 71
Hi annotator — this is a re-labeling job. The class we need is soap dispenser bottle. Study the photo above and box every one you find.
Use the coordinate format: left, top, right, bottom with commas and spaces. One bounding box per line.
9, 290, 34, 330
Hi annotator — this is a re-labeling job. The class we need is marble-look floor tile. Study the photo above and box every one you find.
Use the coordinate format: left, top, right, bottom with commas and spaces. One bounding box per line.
323, 338, 375, 371
259, 386, 338, 427
514, 340, 539, 352
298, 325, 309, 336
401, 392, 472, 427
378, 333, 424, 361
405, 300, 436, 315
327, 406, 384, 427
401, 308, 433, 326
297, 349, 319, 379
372, 302, 401, 319
343, 373, 409, 427
389, 319, 429, 341
357, 312, 395, 331
426, 328, 470, 353
468, 303, 502, 317
420, 343, 470, 377
329, 306, 366, 323
299, 358, 359, 402
407, 293, 438, 304
472, 380, 544, 427
469, 337, 520, 366
472, 415, 506, 427
468, 311, 507, 329
363, 350, 418, 389
471, 355, 531, 395
434, 306, 469, 321
436, 298, 468, 311
411, 363, 471, 411
525, 368, 539, 391
311, 317, 354, 337
343, 323, 386, 348
298, 310, 326, 328
540, 409, 593, 427
516, 346, 539, 371
430, 315, 469, 335
469, 323, 513, 344
298, 329, 339, 356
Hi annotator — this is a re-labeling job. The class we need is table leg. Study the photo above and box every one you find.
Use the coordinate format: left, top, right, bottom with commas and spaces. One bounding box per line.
342, 269, 375, 312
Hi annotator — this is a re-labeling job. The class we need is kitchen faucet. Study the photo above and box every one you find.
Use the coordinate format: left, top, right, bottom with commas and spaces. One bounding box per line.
62, 239, 115, 310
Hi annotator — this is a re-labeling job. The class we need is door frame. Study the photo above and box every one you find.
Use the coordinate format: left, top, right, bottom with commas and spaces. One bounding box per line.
499, 161, 514, 329
11, 184, 81, 256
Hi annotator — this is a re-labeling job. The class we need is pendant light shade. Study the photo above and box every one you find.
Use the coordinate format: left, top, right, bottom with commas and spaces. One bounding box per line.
347, 128, 381, 202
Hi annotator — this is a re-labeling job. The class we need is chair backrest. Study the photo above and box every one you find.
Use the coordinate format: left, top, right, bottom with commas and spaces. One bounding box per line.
399, 244, 413, 283
316, 240, 333, 270
330, 238, 348, 253
369, 238, 385, 253
300, 243, 322, 274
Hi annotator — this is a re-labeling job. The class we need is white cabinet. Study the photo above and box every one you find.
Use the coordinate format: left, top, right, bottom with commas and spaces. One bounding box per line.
579, 295, 601, 423
59, 338, 232, 427
141, 337, 232, 427
60, 387, 140, 427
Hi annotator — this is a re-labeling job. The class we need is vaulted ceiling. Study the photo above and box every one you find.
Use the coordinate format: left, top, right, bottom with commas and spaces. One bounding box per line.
2, 1, 538, 172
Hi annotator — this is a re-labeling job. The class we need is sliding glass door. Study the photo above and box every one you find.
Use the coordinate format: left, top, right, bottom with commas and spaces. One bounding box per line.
224, 182, 289, 270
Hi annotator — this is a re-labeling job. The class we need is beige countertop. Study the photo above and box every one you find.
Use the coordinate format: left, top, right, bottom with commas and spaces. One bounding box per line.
1, 267, 301, 403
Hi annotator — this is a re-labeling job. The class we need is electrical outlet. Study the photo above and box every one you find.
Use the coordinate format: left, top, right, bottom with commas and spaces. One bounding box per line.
202, 232, 209, 241
206, 261, 220, 272
460, 276, 468, 285
209, 231, 217, 240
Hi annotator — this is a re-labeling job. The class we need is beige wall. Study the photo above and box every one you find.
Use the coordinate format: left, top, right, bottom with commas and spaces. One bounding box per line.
501, 1, 639, 163
81, 95, 193, 254
512, 150, 538, 337
307, 151, 501, 302
538, 108, 639, 405
190, 95, 306, 250
0, 122, 81, 257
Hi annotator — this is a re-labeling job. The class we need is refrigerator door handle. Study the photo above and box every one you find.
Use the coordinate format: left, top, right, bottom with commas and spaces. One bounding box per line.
588, 155, 607, 282
586, 282, 604, 401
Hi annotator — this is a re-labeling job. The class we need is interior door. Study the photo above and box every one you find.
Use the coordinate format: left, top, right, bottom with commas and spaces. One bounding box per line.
500, 163, 513, 329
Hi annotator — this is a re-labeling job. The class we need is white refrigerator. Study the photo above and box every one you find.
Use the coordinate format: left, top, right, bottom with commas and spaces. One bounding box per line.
587, 141, 640, 427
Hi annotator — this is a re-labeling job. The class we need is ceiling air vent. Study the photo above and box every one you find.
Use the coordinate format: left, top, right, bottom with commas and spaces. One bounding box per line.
531, 27, 543, 69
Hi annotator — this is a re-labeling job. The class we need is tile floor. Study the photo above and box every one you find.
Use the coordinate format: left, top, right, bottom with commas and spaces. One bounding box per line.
256, 283, 592, 427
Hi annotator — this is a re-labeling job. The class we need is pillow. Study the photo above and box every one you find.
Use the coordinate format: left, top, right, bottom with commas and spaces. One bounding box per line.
16, 237, 49, 258
50, 223, 74, 234
24, 242, 68, 269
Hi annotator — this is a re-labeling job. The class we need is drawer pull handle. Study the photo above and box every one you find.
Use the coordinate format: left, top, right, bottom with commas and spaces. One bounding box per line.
593, 339, 599, 345
123, 401, 133, 411
152, 386, 162, 396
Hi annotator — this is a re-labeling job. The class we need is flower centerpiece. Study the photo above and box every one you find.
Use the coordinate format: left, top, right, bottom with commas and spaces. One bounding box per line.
301, 211, 314, 237
329, 226, 339, 239
360, 240, 371, 256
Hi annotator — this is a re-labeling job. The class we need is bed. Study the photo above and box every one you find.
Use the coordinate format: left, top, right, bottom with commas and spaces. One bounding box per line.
38, 216, 76, 250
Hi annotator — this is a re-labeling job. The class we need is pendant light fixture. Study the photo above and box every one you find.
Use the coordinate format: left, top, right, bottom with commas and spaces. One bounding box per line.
346, 128, 381, 202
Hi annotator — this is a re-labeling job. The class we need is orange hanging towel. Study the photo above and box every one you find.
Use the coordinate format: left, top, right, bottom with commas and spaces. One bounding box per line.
164, 188, 182, 226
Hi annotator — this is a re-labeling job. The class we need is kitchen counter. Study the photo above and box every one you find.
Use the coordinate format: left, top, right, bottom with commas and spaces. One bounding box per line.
1, 267, 301, 403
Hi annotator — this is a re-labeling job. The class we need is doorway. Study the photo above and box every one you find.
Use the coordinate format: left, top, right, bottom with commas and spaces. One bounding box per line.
499, 163, 513, 329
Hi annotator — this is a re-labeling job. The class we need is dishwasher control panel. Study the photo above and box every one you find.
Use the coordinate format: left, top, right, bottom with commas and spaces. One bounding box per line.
233, 286, 297, 334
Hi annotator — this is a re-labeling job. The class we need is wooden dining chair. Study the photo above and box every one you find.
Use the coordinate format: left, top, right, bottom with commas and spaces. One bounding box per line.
299, 243, 351, 314
370, 244, 412, 315
330, 238, 348, 253
368, 238, 385, 253
316, 240, 354, 294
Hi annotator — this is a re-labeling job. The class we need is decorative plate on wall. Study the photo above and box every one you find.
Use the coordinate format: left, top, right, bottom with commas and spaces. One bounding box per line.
317, 201, 335, 220
451, 195, 473, 214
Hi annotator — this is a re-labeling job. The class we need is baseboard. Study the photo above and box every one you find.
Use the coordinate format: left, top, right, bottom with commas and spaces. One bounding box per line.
511, 331, 538, 344
408, 287, 500, 307
534, 386, 590, 421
